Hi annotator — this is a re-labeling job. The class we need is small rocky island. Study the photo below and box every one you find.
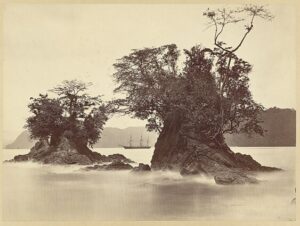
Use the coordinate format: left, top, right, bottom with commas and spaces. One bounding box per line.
10, 135, 151, 172
8, 80, 151, 172
11, 136, 133, 165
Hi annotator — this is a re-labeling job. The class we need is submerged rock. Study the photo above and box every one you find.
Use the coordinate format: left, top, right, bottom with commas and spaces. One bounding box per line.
132, 163, 151, 172
151, 111, 281, 185
107, 154, 135, 163
9, 136, 133, 165
214, 172, 258, 185
106, 161, 133, 170
84, 164, 106, 170
13, 155, 29, 162
84, 161, 133, 171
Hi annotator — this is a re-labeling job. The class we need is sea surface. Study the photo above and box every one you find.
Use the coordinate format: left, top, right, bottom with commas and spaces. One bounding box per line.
1, 147, 296, 221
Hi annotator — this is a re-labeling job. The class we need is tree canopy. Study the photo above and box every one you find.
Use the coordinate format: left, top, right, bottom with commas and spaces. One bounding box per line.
113, 44, 262, 142
113, 5, 273, 144
25, 80, 110, 147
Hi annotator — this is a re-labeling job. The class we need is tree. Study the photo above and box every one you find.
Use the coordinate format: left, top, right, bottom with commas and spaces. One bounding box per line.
113, 5, 273, 146
113, 44, 262, 144
203, 5, 274, 53
203, 5, 274, 139
113, 44, 180, 133
113, 45, 219, 142
25, 80, 110, 147
25, 94, 65, 144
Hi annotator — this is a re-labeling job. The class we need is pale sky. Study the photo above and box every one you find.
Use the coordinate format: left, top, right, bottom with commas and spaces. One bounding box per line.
2, 4, 296, 144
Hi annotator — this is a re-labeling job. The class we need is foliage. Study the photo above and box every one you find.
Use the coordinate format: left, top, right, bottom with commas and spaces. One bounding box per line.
202, 4, 273, 139
25, 80, 110, 147
26, 94, 65, 140
113, 44, 180, 132
113, 43, 264, 141
112, 4, 274, 143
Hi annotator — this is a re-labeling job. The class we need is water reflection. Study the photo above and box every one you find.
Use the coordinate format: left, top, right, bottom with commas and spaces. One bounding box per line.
2, 147, 296, 221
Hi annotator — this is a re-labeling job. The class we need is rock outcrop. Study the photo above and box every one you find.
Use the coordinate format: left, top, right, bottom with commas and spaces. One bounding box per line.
132, 163, 151, 172
105, 154, 135, 163
83, 161, 133, 171
151, 111, 280, 185
83, 162, 151, 172
10, 136, 133, 165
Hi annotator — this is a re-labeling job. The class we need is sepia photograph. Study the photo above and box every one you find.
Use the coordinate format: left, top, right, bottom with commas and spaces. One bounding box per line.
1, 1, 297, 222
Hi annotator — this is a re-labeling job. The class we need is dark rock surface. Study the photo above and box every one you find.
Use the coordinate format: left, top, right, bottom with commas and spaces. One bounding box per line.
105, 161, 133, 170
132, 163, 151, 172
106, 154, 135, 163
8, 136, 133, 165
13, 154, 29, 162
84, 164, 107, 170
42, 151, 93, 165
84, 161, 133, 171
213, 171, 258, 185
151, 111, 281, 185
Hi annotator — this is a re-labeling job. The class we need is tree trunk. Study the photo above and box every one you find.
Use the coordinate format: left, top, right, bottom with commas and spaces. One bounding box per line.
50, 133, 61, 146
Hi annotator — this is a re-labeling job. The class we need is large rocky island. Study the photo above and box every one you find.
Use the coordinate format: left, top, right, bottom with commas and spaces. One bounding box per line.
151, 112, 280, 185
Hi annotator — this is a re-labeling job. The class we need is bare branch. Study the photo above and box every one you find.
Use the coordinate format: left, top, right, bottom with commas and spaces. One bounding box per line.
204, 5, 274, 54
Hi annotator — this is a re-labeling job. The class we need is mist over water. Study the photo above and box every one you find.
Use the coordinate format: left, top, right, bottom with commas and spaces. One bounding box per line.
2, 147, 296, 221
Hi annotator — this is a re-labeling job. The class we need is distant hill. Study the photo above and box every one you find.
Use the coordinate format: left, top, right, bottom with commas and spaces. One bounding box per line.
5, 107, 296, 149
5, 131, 34, 149
225, 107, 296, 147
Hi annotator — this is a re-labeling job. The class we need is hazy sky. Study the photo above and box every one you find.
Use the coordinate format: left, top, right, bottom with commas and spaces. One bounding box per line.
2, 4, 296, 144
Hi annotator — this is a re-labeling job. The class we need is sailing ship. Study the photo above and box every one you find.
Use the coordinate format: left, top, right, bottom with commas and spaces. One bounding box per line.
122, 135, 151, 149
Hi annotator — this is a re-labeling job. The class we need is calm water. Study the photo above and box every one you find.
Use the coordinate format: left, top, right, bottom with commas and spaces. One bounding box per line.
2, 147, 296, 221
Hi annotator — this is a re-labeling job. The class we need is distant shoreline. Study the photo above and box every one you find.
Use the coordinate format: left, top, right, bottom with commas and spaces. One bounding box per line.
4, 108, 296, 149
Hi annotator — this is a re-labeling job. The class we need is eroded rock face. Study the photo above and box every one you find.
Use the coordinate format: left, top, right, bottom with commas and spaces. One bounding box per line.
9, 136, 133, 165
151, 111, 280, 185
42, 151, 93, 165
132, 163, 151, 172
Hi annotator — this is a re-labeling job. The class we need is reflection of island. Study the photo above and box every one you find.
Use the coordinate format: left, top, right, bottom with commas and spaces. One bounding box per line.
122, 135, 151, 149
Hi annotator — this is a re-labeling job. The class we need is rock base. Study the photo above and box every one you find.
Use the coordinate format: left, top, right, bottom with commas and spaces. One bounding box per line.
9, 137, 133, 165
151, 112, 281, 185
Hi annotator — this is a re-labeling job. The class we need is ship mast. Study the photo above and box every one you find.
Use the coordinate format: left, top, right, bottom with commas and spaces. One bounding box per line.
140, 135, 143, 147
129, 135, 133, 147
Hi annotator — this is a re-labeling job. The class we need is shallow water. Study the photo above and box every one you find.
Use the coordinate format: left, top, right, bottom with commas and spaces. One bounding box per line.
1, 147, 296, 221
